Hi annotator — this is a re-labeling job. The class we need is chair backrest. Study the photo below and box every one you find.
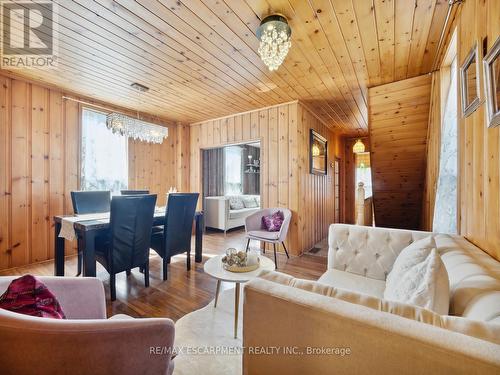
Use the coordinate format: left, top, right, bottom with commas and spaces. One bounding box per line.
246, 208, 292, 242
121, 189, 150, 195
109, 194, 157, 272
71, 190, 111, 215
0, 276, 174, 375
164, 193, 199, 257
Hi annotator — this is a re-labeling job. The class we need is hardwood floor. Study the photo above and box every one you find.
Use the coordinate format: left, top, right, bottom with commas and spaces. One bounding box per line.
0, 228, 327, 320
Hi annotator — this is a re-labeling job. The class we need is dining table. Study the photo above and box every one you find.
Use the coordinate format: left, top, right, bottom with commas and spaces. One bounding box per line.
53, 209, 204, 277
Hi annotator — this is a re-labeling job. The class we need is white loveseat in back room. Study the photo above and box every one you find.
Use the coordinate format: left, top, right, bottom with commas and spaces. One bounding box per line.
243, 224, 500, 374
205, 195, 260, 234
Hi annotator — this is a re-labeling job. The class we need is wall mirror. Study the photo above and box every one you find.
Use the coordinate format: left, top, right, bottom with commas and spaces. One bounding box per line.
310, 129, 327, 175
483, 36, 500, 127
460, 43, 481, 117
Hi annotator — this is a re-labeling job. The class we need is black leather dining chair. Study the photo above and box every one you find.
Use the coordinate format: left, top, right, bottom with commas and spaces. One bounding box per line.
150, 193, 199, 280
70, 190, 111, 276
120, 190, 150, 195
94, 194, 157, 301
71, 190, 111, 215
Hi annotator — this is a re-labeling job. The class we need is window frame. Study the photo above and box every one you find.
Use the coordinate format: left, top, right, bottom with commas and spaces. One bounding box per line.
79, 107, 129, 193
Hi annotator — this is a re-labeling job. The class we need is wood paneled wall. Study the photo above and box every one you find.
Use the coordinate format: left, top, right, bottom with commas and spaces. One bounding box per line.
424, 0, 499, 259
189, 102, 344, 255
297, 105, 344, 253
0, 74, 177, 270
369, 74, 432, 230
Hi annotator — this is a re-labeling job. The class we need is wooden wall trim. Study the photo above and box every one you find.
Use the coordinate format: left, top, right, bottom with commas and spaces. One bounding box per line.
189, 100, 299, 126
0, 71, 176, 128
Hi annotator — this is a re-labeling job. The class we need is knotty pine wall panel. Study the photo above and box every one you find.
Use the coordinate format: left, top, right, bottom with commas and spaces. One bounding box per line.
189, 102, 344, 255
0, 74, 177, 270
369, 74, 432, 230
424, 0, 500, 259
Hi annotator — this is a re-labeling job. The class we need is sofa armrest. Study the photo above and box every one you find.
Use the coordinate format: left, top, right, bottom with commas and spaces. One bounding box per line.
243, 278, 500, 375
204, 197, 230, 231
0, 276, 106, 319
0, 311, 175, 375
327, 224, 433, 280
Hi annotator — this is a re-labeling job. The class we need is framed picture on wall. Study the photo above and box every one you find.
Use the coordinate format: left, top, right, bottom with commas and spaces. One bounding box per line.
483, 36, 500, 128
310, 129, 327, 175
460, 43, 481, 118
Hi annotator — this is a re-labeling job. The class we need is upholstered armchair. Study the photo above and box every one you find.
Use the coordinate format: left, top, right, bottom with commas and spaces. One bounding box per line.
0, 276, 175, 375
244, 208, 291, 268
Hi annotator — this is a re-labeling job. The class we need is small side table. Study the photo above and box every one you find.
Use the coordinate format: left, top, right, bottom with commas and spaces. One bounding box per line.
203, 254, 275, 338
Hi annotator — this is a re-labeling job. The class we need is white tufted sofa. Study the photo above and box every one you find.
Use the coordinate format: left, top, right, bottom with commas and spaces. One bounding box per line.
324, 224, 500, 322
243, 224, 500, 374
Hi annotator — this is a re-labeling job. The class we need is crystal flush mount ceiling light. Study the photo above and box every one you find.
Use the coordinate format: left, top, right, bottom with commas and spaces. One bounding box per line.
256, 14, 292, 71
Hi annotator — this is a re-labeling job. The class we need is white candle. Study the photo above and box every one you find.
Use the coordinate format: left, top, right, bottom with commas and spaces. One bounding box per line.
247, 250, 259, 266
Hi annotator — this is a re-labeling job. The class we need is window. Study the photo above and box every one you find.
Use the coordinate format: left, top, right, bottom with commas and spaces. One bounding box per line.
355, 152, 372, 198
433, 58, 458, 233
224, 146, 242, 195
81, 108, 128, 193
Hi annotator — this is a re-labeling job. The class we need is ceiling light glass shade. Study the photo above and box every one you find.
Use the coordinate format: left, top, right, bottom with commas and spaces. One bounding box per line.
353, 139, 365, 154
106, 113, 168, 144
256, 14, 291, 71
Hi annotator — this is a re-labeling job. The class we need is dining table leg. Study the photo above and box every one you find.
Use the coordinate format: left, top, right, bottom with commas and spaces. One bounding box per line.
195, 213, 204, 263
82, 231, 97, 277
54, 221, 65, 276
234, 282, 240, 339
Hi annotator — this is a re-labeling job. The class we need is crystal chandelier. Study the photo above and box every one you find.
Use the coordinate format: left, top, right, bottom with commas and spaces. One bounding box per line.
106, 113, 168, 144
256, 14, 292, 71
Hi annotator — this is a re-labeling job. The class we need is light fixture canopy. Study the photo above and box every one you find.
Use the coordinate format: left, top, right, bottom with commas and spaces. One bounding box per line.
256, 14, 292, 71
353, 139, 365, 154
106, 113, 168, 144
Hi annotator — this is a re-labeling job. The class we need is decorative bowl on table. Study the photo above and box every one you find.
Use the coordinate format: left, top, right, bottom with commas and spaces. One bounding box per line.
222, 248, 260, 273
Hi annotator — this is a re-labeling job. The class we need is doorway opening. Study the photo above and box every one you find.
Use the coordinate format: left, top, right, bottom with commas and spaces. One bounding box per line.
202, 142, 261, 234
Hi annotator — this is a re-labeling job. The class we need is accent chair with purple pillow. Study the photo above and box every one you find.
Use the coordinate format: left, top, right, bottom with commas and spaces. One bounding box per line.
245, 208, 291, 269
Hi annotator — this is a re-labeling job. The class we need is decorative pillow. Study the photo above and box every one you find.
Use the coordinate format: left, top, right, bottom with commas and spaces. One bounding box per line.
228, 196, 244, 210
262, 211, 284, 232
243, 197, 258, 208
0, 275, 66, 319
255, 196, 261, 207
384, 237, 450, 315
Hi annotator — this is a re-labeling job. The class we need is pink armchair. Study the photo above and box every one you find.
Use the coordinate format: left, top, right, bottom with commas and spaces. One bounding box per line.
0, 276, 175, 375
244, 208, 291, 268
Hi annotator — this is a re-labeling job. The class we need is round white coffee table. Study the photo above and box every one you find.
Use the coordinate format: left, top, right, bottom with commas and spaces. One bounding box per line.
204, 254, 275, 338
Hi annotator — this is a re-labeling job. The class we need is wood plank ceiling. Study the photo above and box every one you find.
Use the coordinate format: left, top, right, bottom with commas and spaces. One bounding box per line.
2, 0, 448, 135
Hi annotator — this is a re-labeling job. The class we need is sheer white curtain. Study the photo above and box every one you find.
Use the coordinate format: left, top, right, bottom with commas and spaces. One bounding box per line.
433, 59, 458, 233
81, 108, 128, 193
224, 146, 243, 195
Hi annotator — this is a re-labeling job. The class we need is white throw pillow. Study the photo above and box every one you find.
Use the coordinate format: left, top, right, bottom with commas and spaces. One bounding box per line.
228, 197, 244, 210
242, 197, 258, 208
384, 236, 450, 315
